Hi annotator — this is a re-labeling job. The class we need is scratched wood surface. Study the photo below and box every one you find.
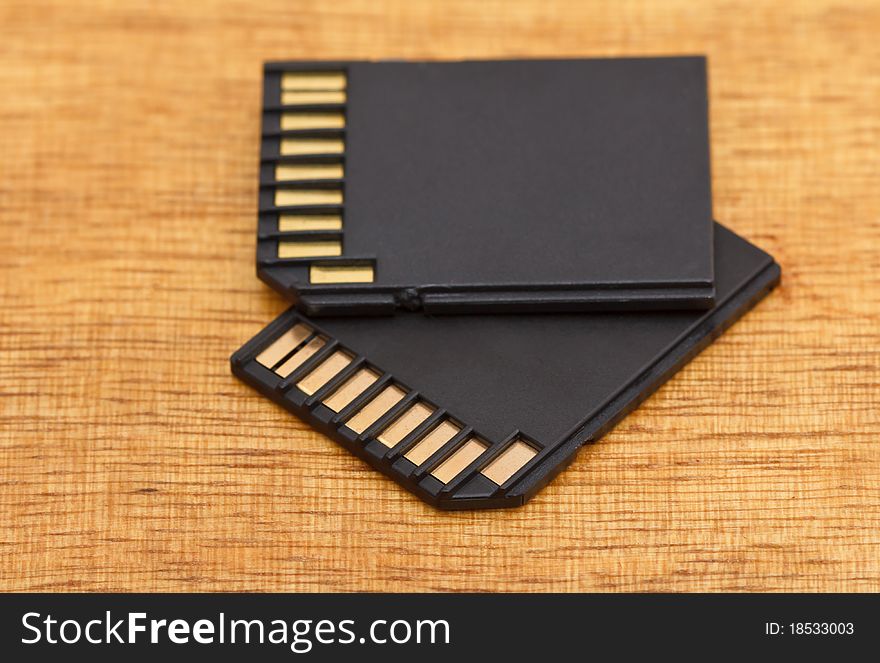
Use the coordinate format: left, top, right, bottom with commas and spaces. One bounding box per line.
1, 0, 879, 592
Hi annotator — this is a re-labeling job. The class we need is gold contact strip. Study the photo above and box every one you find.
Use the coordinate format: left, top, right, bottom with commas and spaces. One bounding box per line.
481, 440, 538, 486
297, 350, 353, 396
275, 336, 326, 378
255, 324, 312, 369
281, 90, 347, 105
322, 368, 379, 413
377, 402, 434, 448
404, 420, 461, 466
282, 71, 346, 91
278, 240, 342, 259
278, 214, 343, 232
310, 264, 374, 284
431, 439, 489, 484
275, 189, 343, 206
345, 384, 406, 434
281, 138, 345, 156
281, 113, 345, 130
275, 164, 344, 181
252, 326, 534, 489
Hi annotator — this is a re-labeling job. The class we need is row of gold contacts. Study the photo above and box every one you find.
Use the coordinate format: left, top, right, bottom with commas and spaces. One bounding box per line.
269, 69, 347, 182
251, 319, 541, 492
271, 70, 347, 155
268, 70, 347, 205
260, 69, 375, 286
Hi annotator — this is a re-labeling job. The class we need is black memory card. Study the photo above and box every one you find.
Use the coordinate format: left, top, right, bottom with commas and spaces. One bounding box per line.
256, 57, 715, 315
233, 224, 778, 509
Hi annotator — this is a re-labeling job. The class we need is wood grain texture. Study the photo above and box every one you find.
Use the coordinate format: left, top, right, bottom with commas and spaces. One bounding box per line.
1, 0, 879, 592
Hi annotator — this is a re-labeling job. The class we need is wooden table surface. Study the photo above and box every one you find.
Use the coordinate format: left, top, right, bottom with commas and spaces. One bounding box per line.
1, 0, 879, 593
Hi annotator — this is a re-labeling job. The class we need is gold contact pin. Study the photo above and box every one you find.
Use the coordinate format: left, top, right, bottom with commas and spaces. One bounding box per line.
278, 214, 343, 232
274, 189, 343, 206
404, 420, 461, 466
310, 264, 374, 284
345, 385, 406, 434
281, 90, 347, 105
377, 402, 434, 447
481, 440, 538, 485
282, 71, 346, 91
297, 350, 353, 396
281, 112, 345, 131
431, 439, 488, 484
278, 214, 342, 232
278, 240, 342, 259
322, 368, 379, 413
275, 163, 344, 181
281, 138, 345, 156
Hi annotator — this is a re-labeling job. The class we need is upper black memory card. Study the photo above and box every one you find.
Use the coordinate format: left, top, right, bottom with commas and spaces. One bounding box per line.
256, 57, 715, 315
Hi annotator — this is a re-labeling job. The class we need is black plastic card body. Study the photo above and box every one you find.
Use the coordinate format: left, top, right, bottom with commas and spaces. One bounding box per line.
257, 57, 716, 316
233, 225, 779, 509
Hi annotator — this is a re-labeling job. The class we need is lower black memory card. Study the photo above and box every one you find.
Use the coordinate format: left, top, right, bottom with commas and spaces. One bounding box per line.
232, 224, 779, 509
